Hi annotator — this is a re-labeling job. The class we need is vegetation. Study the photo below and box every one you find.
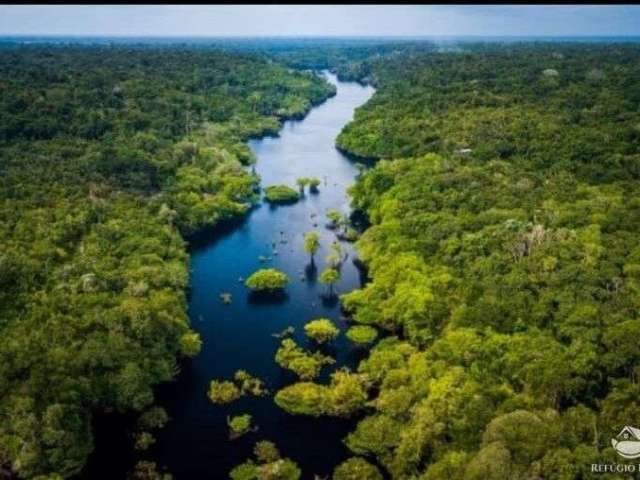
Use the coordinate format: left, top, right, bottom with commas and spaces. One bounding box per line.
274, 369, 369, 417
274, 339, 335, 380
325, 209, 346, 230
326, 241, 343, 269
228, 414, 253, 439
5, 37, 640, 479
209, 371, 267, 407
264, 185, 300, 204
0, 43, 335, 478
244, 268, 289, 292
303, 231, 321, 263
304, 318, 340, 344
332, 457, 383, 480
229, 441, 301, 480
307, 177, 321, 192
234, 370, 269, 397
209, 381, 242, 405
345, 326, 378, 346
295, 177, 310, 194
330, 42, 640, 478
319, 267, 340, 295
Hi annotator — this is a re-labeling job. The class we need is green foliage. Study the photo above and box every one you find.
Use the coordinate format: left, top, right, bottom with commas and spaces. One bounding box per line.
326, 209, 345, 229
129, 461, 172, 480
0, 43, 335, 477
234, 370, 269, 397
334, 42, 640, 479
307, 177, 321, 192
255, 441, 281, 463
275, 339, 335, 380
332, 457, 383, 480
208, 381, 241, 405
229, 441, 301, 480
319, 267, 340, 294
295, 177, 310, 193
274, 382, 330, 417
179, 332, 203, 357
244, 268, 289, 292
138, 407, 169, 431
303, 231, 321, 261
274, 369, 369, 417
264, 185, 300, 204
326, 242, 343, 269
209, 371, 267, 407
345, 326, 378, 346
228, 414, 253, 438
304, 318, 340, 344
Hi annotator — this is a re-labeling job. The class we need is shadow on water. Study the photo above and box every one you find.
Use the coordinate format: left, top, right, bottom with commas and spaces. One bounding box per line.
304, 262, 318, 283
320, 293, 339, 309
247, 290, 290, 305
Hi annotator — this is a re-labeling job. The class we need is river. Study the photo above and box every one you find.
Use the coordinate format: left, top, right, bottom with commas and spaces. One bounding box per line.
148, 72, 375, 479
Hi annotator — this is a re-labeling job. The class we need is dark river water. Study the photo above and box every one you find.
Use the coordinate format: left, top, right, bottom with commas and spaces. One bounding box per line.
151, 72, 375, 479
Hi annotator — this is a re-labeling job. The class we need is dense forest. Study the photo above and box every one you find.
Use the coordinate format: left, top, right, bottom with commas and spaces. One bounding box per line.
0, 45, 334, 479
3, 37, 640, 480
327, 43, 640, 478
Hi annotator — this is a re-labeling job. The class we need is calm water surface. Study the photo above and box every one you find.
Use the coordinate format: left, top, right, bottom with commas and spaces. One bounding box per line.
152, 72, 374, 479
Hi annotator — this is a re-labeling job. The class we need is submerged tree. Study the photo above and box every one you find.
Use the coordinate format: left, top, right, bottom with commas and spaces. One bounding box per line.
326, 242, 343, 269
296, 177, 310, 194
234, 370, 269, 397
308, 177, 321, 193
319, 267, 340, 296
326, 208, 346, 231
228, 414, 253, 439
209, 380, 241, 405
303, 232, 321, 265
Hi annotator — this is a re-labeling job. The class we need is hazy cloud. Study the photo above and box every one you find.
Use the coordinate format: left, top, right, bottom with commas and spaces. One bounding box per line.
1, 5, 639, 37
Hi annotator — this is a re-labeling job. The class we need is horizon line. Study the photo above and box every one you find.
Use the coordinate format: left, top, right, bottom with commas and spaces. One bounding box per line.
2, 34, 640, 39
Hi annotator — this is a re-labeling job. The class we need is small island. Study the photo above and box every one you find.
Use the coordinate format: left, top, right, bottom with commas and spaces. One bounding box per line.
263, 185, 300, 204
244, 268, 289, 292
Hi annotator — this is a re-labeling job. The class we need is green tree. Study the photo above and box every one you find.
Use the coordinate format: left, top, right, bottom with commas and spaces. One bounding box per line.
304, 318, 340, 344
228, 414, 253, 439
245, 268, 289, 292
295, 177, 309, 194
275, 338, 334, 380
332, 457, 383, 480
319, 267, 340, 295
303, 231, 321, 264
308, 177, 321, 192
345, 326, 378, 346
209, 381, 241, 405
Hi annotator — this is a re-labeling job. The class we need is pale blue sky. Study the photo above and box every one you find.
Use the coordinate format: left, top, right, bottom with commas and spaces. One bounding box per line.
1, 5, 639, 37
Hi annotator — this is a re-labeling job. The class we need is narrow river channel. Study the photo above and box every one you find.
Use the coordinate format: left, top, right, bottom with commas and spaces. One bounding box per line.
153, 72, 374, 479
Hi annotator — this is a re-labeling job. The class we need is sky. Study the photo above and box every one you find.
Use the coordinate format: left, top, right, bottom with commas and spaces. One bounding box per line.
1, 5, 640, 38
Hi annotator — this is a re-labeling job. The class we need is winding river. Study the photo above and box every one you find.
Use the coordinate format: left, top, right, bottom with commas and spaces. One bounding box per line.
151, 72, 374, 478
